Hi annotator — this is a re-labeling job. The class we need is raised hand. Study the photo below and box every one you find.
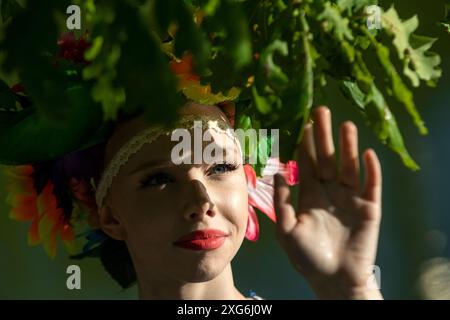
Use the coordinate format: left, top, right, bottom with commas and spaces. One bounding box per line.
274, 106, 383, 299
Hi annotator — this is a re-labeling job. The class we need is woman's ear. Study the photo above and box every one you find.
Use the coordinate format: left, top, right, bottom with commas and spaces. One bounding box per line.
98, 204, 127, 241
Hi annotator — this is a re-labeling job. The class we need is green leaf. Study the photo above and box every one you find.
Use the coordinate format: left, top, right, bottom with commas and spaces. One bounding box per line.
441, 2, 450, 33
202, 0, 220, 16
0, 79, 16, 111
154, 0, 210, 73
204, 54, 250, 94
252, 86, 272, 115
254, 128, 273, 176
318, 2, 354, 41
1, 0, 72, 122
0, 83, 105, 165
84, 36, 104, 61
0, 0, 442, 174
365, 30, 427, 134
341, 79, 419, 170
257, 39, 289, 94
337, 0, 377, 12
1, 0, 22, 22
278, 12, 314, 162
84, 43, 124, 121
84, 1, 182, 124
382, 6, 442, 87
174, 1, 210, 72
215, 0, 252, 68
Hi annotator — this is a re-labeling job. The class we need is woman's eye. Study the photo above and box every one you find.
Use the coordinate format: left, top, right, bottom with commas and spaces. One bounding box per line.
140, 173, 173, 188
209, 163, 239, 175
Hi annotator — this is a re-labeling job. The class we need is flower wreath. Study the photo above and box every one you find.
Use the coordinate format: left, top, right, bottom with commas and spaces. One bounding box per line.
1, 31, 298, 287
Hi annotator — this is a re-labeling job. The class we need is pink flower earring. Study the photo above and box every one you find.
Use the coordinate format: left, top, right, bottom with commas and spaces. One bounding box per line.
244, 158, 299, 242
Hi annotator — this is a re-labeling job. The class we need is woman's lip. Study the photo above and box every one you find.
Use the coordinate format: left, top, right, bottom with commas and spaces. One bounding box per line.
174, 229, 229, 250
174, 237, 227, 251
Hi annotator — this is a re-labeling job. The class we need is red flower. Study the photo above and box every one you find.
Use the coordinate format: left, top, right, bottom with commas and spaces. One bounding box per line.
11, 83, 25, 94
57, 32, 91, 64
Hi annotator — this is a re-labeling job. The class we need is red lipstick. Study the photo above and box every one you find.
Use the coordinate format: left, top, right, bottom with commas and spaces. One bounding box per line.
174, 229, 229, 251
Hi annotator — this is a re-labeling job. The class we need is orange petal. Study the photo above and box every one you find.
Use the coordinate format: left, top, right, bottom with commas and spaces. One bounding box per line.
28, 216, 41, 246
39, 215, 58, 258
61, 224, 79, 255
60, 223, 75, 242
37, 182, 58, 215
4, 176, 35, 194
170, 54, 194, 75
9, 195, 39, 221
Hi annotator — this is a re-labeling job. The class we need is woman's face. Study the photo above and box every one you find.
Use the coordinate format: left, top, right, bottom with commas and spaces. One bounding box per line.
100, 103, 249, 283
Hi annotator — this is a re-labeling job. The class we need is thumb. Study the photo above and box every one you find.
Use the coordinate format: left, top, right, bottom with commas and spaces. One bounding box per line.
274, 174, 297, 235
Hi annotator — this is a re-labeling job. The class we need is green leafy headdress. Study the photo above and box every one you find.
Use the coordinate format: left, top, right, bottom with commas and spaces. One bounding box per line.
0, 0, 445, 287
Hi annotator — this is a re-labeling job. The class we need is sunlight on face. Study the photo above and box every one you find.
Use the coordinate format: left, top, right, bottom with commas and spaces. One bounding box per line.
102, 102, 249, 284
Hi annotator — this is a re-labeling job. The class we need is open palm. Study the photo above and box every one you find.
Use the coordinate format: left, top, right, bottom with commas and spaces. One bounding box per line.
274, 106, 382, 299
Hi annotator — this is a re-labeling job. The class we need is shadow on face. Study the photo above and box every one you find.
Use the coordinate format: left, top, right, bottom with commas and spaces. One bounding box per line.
98, 102, 249, 283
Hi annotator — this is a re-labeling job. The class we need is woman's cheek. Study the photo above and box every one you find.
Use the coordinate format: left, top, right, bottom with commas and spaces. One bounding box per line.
219, 186, 248, 232
119, 187, 172, 229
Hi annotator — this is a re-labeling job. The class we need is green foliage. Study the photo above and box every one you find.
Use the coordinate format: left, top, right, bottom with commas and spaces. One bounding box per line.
0, 79, 16, 111
0, 0, 71, 122
382, 6, 441, 88
441, 1, 450, 33
0, 0, 445, 170
0, 0, 22, 23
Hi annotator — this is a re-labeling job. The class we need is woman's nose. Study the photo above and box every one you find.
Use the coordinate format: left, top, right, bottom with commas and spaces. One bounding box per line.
182, 180, 216, 221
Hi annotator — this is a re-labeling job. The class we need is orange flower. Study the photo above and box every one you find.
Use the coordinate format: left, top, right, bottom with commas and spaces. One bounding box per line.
37, 182, 76, 257
169, 53, 200, 87
4, 165, 41, 245
4, 165, 77, 258
169, 53, 241, 105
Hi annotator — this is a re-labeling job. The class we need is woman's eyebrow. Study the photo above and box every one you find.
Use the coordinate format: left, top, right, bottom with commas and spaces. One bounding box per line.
128, 159, 174, 175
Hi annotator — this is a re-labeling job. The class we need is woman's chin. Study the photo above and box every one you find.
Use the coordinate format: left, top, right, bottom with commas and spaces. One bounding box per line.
174, 256, 229, 282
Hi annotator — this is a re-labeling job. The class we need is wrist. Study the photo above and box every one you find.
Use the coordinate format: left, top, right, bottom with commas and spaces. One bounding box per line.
309, 279, 383, 300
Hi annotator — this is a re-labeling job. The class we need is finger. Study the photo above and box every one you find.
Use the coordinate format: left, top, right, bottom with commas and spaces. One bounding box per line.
313, 106, 337, 181
274, 174, 297, 234
339, 121, 360, 190
297, 123, 317, 181
362, 149, 382, 204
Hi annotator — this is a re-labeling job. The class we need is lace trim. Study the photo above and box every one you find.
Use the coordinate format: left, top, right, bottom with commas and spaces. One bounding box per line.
95, 115, 238, 207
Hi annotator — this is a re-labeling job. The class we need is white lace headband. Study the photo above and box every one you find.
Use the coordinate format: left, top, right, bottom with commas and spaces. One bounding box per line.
94, 115, 241, 208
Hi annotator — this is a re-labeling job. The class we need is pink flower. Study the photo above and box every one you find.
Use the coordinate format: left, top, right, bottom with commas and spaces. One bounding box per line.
244, 158, 299, 241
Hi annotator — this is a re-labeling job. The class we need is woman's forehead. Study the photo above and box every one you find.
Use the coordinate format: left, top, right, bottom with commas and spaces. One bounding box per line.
124, 129, 242, 176
179, 102, 229, 122
104, 103, 233, 167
